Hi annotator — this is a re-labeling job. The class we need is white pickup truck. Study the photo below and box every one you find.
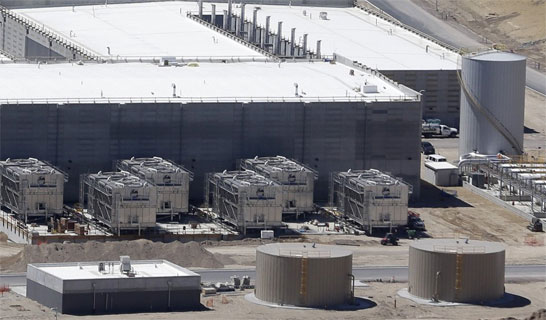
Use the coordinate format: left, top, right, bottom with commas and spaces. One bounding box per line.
422, 123, 458, 138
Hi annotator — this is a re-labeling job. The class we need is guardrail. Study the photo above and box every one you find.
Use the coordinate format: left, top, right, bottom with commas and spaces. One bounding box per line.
433, 245, 486, 254
0, 5, 100, 60
0, 211, 30, 243
278, 249, 331, 258
0, 95, 420, 105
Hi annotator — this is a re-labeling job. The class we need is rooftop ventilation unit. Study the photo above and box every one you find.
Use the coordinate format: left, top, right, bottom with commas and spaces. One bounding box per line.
120, 256, 131, 274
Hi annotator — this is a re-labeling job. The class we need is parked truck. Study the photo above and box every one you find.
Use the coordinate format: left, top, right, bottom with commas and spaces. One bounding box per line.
422, 122, 458, 138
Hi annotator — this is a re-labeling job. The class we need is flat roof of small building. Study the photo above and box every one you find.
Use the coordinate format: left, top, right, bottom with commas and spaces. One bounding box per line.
212, 3, 459, 70
424, 161, 458, 170
0, 61, 416, 102
28, 259, 198, 280
17, 2, 263, 58
410, 238, 505, 254
257, 243, 352, 258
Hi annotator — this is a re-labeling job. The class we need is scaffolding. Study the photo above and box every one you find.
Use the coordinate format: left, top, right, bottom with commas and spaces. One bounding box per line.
240, 156, 317, 216
329, 169, 411, 234
0, 158, 66, 223
80, 171, 157, 235
117, 157, 193, 218
206, 170, 283, 234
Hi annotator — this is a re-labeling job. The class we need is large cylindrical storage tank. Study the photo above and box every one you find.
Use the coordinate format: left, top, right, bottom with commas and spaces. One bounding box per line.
255, 243, 352, 307
459, 51, 526, 156
408, 239, 505, 303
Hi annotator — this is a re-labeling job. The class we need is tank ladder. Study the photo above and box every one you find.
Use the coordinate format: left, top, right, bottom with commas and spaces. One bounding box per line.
300, 256, 308, 298
455, 250, 463, 299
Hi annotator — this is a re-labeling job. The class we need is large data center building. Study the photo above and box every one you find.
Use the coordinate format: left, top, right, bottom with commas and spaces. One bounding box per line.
0, 158, 66, 221
330, 169, 410, 233
207, 170, 283, 233
240, 156, 317, 215
0, 1, 423, 206
117, 157, 193, 217
80, 171, 157, 233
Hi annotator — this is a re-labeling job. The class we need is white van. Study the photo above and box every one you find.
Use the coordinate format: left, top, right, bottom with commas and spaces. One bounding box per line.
426, 154, 447, 162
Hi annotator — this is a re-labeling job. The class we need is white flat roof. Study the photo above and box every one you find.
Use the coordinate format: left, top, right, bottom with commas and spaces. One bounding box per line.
16, 2, 459, 70
425, 161, 458, 170
212, 3, 459, 70
29, 259, 198, 280
16, 2, 263, 58
0, 61, 416, 102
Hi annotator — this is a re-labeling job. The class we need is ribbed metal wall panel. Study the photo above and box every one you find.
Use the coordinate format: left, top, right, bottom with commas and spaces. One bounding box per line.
459, 52, 526, 156
255, 244, 352, 307
0, 100, 421, 203
408, 239, 505, 303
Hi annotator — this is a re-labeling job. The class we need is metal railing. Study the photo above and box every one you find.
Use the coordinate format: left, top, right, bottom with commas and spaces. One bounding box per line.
278, 249, 331, 258
0, 5, 100, 60
433, 245, 486, 254
0, 94, 420, 105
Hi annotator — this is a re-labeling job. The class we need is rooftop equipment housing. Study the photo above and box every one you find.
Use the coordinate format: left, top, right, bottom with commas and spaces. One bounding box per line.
255, 243, 353, 307
206, 170, 283, 234
26, 258, 201, 315
117, 157, 193, 217
408, 238, 505, 303
0, 158, 66, 222
330, 169, 411, 234
80, 171, 156, 234
240, 156, 317, 215
459, 51, 526, 156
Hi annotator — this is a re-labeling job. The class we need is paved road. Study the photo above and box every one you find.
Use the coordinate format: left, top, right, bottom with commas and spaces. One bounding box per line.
366, 0, 546, 95
2, 265, 544, 286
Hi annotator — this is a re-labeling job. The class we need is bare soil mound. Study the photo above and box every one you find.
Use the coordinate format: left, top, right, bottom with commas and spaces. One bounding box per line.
5, 239, 233, 272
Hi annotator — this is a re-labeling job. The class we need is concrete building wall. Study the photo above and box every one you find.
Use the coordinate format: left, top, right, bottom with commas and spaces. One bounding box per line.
0, 100, 421, 204
381, 70, 460, 128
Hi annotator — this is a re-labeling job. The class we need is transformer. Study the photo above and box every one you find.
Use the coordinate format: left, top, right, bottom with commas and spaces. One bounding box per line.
240, 156, 317, 215
0, 158, 66, 222
330, 169, 410, 233
80, 171, 156, 234
206, 170, 283, 234
117, 157, 193, 217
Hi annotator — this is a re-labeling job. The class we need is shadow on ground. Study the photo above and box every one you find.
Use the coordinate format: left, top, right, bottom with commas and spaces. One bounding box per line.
411, 180, 473, 209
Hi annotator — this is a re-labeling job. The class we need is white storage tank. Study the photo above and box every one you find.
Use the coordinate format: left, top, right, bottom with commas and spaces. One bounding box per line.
255, 243, 353, 308
459, 51, 526, 156
408, 238, 505, 303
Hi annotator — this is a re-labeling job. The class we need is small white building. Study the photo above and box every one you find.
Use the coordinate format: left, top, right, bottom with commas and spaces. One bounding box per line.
0, 158, 66, 221
423, 162, 460, 187
207, 170, 283, 234
27, 257, 201, 314
331, 169, 410, 233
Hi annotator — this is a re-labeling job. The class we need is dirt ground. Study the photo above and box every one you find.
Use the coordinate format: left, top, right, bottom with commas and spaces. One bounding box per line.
413, 0, 546, 68
1, 282, 544, 320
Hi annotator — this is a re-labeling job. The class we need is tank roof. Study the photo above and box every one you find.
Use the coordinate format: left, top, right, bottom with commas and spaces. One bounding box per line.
410, 238, 505, 254
467, 51, 526, 62
257, 243, 352, 258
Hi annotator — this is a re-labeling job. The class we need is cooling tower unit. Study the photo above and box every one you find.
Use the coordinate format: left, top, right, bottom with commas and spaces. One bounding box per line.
207, 170, 283, 234
117, 157, 193, 216
0, 158, 66, 221
240, 156, 317, 215
408, 238, 505, 303
255, 243, 353, 308
459, 51, 526, 156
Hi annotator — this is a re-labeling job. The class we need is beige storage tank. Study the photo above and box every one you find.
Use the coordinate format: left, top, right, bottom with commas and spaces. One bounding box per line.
255, 243, 353, 308
408, 239, 505, 303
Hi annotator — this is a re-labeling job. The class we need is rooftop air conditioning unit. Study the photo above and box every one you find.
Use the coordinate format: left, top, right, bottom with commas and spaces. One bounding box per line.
120, 256, 131, 273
